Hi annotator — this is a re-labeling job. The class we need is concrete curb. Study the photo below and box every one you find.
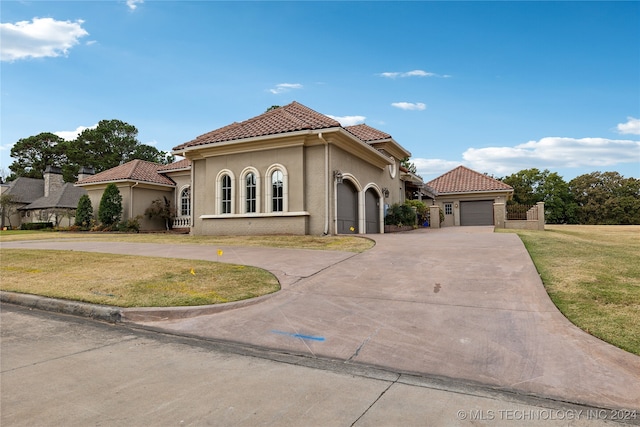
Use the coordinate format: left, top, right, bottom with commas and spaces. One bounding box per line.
1, 291, 122, 323
0, 290, 278, 323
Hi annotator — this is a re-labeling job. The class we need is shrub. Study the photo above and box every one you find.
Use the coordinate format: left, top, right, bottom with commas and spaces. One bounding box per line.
21, 222, 53, 230
405, 200, 427, 225
145, 196, 176, 230
117, 216, 141, 233
384, 203, 417, 226
75, 194, 94, 229
98, 183, 123, 226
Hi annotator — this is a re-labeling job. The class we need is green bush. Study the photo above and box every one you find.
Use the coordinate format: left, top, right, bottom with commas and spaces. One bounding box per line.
384, 203, 417, 226
75, 194, 94, 229
98, 183, 123, 226
21, 222, 53, 230
117, 216, 141, 233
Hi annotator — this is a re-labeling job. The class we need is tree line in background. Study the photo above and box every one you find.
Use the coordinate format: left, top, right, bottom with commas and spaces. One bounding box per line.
6, 119, 174, 183
500, 169, 640, 225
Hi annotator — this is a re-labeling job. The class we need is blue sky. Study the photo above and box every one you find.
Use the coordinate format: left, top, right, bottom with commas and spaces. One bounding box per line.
2, 1, 639, 181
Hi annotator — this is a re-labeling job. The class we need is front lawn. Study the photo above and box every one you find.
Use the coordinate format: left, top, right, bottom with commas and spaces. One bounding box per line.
501, 225, 640, 355
1, 250, 279, 307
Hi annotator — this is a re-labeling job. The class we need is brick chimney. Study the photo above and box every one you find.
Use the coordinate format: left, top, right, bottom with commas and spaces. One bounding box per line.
77, 166, 95, 182
43, 166, 64, 197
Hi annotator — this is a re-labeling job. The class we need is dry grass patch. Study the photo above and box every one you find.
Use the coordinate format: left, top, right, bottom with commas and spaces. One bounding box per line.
501, 225, 640, 355
1, 250, 279, 307
0, 231, 374, 252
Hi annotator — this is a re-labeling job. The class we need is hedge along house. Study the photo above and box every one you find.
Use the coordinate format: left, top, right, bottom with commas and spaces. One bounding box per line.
171, 102, 412, 236
75, 159, 192, 230
425, 166, 514, 227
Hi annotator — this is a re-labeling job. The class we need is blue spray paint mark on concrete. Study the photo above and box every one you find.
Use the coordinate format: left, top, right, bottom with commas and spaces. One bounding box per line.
271, 330, 325, 342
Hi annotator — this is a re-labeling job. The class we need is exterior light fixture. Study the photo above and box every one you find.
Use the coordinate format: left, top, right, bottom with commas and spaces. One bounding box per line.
334, 170, 343, 184
382, 187, 390, 198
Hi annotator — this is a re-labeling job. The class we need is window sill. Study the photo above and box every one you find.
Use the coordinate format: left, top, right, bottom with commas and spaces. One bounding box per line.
200, 211, 310, 219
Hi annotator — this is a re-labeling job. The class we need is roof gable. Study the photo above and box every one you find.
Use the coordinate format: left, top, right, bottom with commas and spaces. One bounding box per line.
5, 177, 44, 203
24, 183, 87, 210
426, 166, 513, 194
76, 159, 175, 186
174, 102, 341, 151
344, 124, 392, 142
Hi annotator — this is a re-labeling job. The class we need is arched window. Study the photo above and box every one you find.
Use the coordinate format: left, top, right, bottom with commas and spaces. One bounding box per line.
245, 172, 257, 213
265, 164, 288, 213
221, 174, 232, 214
180, 187, 191, 217
271, 170, 284, 212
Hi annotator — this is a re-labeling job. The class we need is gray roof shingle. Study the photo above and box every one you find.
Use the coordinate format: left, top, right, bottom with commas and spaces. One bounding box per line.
24, 184, 87, 210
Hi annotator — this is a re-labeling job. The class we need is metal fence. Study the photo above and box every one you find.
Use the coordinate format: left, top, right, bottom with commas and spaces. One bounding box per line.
506, 204, 538, 220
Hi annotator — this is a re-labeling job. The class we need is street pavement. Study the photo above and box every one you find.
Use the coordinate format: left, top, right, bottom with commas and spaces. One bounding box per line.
2, 304, 634, 426
2, 227, 639, 423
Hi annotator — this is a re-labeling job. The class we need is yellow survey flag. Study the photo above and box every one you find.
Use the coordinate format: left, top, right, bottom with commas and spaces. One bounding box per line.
190, 268, 196, 275
217, 249, 224, 256
349, 226, 355, 232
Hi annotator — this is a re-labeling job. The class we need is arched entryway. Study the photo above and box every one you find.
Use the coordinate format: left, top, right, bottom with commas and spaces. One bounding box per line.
365, 188, 380, 233
337, 181, 358, 234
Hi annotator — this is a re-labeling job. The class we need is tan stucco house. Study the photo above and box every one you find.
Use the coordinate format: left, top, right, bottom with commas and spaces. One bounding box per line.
425, 166, 513, 226
171, 102, 413, 235
75, 159, 192, 231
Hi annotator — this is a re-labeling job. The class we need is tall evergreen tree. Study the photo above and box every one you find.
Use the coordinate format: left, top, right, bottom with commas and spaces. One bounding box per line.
75, 194, 94, 229
98, 183, 122, 226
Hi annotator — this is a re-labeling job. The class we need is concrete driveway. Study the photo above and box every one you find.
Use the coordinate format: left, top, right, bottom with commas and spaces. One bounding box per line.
3, 227, 639, 411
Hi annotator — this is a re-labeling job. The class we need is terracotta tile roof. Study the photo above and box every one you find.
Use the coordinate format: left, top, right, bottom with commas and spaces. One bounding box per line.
157, 158, 191, 171
76, 159, 175, 186
173, 101, 341, 151
344, 124, 392, 142
426, 166, 513, 194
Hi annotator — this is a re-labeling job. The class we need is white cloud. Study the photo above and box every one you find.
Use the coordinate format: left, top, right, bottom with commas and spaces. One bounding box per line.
269, 83, 303, 94
126, 0, 144, 10
616, 117, 640, 135
54, 124, 97, 141
462, 137, 640, 175
379, 69, 448, 78
413, 158, 463, 179
326, 115, 366, 126
391, 102, 426, 111
0, 17, 89, 62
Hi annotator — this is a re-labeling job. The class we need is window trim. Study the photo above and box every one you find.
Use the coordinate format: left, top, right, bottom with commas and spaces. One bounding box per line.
215, 170, 236, 215
444, 202, 453, 215
265, 164, 288, 213
179, 186, 191, 217
240, 167, 261, 214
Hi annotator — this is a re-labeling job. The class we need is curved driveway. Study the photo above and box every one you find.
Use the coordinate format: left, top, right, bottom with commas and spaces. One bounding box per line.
4, 227, 639, 411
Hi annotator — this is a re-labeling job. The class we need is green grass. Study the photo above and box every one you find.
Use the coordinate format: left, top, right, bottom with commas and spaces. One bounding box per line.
0, 230, 374, 252
501, 225, 640, 355
1, 250, 279, 307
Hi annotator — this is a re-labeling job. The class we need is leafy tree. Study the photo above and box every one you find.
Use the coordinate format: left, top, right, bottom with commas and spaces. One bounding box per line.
400, 157, 418, 175
502, 168, 577, 224
75, 194, 94, 229
0, 194, 20, 228
98, 183, 123, 226
69, 119, 168, 177
9, 133, 67, 179
144, 196, 176, 230
569, 172, 640, 224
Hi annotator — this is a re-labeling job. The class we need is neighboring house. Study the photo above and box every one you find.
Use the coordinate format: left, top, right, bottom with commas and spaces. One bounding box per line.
425, 166, 513, 226
171, 101, 413, 235
75, 159, 191, 231
1, 166, 88, 228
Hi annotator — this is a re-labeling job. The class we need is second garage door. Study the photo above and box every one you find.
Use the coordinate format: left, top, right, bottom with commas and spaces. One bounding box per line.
460, 200, 494, 226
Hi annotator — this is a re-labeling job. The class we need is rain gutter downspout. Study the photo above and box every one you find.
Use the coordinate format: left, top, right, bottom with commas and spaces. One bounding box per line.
130, 181, 140, 219
318, 133, 330, 235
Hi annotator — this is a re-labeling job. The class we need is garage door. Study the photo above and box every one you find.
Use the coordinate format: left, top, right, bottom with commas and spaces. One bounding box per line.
337, 181, 358, 233
460, 201, 494, 226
